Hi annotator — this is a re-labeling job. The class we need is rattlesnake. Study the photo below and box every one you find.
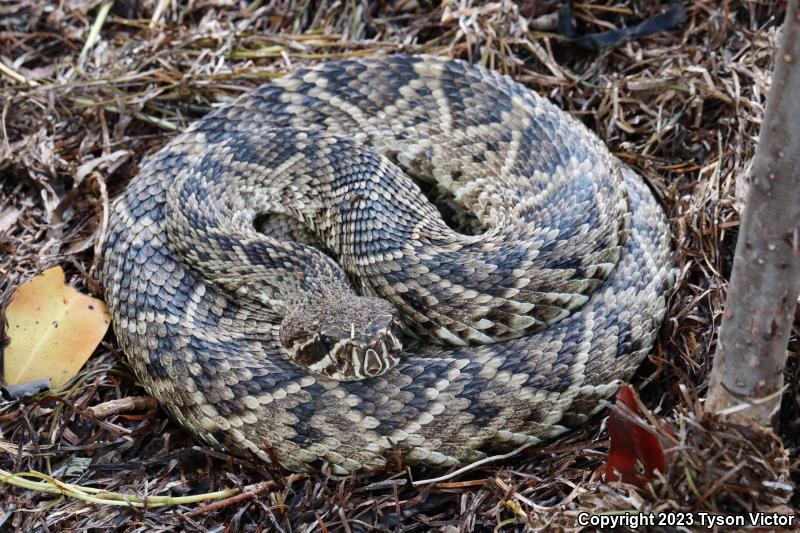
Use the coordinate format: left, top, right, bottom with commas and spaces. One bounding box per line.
100, 55, 674, 473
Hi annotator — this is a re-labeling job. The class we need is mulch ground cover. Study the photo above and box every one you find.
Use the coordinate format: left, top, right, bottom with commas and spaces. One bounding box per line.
0, 1, 796, 530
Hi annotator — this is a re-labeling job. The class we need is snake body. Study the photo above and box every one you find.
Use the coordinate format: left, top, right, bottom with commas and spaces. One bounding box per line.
100, 56, 674, 473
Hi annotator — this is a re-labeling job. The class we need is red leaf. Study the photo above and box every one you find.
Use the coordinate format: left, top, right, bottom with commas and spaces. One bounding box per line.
605, 384, 667, 487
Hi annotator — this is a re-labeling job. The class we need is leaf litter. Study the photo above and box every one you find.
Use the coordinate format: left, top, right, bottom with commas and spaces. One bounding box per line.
0, 1, 796, 531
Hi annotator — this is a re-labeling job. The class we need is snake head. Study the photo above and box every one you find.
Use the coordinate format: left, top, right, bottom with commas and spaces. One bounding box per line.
279, 294, 403, 381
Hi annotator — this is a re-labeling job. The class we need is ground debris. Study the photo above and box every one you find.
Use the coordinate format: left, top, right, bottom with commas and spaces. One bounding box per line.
0, 1, 794, 530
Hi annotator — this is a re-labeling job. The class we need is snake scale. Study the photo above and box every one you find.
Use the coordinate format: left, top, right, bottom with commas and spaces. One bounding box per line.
100, 55, 675, 473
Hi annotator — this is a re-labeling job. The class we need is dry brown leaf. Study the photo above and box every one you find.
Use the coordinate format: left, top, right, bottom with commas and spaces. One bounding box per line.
3, 266, 110, 389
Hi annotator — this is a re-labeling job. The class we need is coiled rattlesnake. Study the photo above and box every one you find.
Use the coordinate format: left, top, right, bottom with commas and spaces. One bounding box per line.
100, 55, 674, 473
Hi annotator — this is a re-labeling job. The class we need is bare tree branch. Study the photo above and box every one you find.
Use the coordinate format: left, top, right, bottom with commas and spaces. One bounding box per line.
706, 2, 800, 424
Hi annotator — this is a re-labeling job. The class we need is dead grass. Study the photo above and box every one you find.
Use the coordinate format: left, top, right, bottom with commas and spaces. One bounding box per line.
0, 1, 796, 531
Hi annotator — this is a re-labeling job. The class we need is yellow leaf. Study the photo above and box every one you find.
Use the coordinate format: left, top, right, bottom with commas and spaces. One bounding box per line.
3, 266, 110, 389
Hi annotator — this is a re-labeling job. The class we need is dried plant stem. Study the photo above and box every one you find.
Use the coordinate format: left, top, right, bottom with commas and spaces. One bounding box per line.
0, 61, 38, 86
187, 481, 286, 516
77, 1, 114, 71
0, 468, 246, 507
706, 2, 800, 424
87, 395, 157, 418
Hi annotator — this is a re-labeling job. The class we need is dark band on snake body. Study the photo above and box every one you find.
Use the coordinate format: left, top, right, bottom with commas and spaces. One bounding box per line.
100, 55, 675, 473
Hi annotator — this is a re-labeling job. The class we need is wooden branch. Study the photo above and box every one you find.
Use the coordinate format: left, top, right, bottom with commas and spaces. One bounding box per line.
87, 396, 158, 418
706, 2, 800, 424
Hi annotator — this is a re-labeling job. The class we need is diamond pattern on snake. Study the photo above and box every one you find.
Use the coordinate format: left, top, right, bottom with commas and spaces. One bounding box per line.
100, 55, 675, 473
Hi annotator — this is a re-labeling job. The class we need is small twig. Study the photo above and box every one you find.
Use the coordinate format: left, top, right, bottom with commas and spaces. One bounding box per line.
0, 468, 240, 507
89, 172, 110, 278
411, 441, 538, 486
434, 478, 489, 489
0, 100, 10, 157
87, 396, 158, 418
71, 95, 180, 131
358, 478, 408, 491
185, 480, 276, 517
696, 461, 746, 506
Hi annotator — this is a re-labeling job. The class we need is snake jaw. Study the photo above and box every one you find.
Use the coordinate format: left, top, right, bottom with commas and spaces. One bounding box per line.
278, 294, 403, 381
291, 329, 402, 381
